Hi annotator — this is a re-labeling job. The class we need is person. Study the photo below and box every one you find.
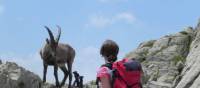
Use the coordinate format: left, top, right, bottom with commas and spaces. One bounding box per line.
72, 71, 84, 88
72, 71, 80, 87
96, 40, 143, 88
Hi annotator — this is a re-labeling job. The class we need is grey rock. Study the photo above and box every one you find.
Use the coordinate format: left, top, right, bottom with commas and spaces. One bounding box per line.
0, 62, 42, 88
175, 22, 200, 88
138, 40, 156, 48
126, 21, 196, 88
41, 83, 68, 88
146, 81, 172, 88
176, 61, 184, 73
42, 83, 56, 88
189, 75, 200, 88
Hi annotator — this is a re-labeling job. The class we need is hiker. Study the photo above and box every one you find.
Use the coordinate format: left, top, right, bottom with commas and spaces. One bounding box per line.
72, 71, 84, 88
96, 40, 143, 88
73, 71, 80, 87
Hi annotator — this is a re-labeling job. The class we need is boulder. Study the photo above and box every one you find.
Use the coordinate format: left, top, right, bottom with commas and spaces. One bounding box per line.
0, 62, 42, 88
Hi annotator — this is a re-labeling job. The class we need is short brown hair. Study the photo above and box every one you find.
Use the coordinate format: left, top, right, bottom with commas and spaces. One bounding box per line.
100, 40, 119, 62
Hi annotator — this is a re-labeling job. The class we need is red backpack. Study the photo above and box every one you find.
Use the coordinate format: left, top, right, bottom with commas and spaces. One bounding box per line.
96, 58, 142, 88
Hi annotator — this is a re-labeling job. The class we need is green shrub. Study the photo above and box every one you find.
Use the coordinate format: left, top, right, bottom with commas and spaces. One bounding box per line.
179, 31, 188, 35
143, 43, 154, 47
143, 50, 149, 56
172, 55, 186, 65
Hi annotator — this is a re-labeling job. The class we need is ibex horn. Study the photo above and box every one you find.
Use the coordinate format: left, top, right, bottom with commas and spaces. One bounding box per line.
56, 25, 61, 43
44, 26, 55, 44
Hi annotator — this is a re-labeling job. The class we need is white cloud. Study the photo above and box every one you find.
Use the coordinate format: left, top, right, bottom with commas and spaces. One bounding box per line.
85, 12, 136, 28
115, 12, 136, 23
85, 15, 112, 28
0, 0, 6, 16
0, 5, 4, 15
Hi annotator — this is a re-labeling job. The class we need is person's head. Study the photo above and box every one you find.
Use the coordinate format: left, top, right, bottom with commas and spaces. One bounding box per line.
100, 40, 119, 63
73, 71, 80, 77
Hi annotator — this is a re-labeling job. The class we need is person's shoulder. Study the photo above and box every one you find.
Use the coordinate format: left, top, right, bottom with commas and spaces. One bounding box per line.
97, 66, 110, 78
97, 66, 110, 74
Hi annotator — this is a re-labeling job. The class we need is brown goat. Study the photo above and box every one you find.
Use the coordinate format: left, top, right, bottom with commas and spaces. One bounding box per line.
40, 26, 75, 88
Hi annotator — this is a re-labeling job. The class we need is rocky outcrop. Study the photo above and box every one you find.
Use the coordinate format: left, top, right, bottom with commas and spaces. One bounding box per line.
0, 61, 42, 88
126, 26, 195, 88
175, 22, 200, 88
125, 20, 200, 88
0, 60, 71, 88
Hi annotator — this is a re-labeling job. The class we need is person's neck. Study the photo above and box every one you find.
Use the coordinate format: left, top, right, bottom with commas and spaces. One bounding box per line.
104, 57, 110, 63
105, 60, 110, 64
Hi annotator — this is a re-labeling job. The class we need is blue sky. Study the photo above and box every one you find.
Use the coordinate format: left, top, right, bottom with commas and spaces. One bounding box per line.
0, 0, 200, 83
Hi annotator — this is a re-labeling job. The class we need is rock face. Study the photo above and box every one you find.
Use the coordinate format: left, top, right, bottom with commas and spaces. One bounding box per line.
0, 61, 70, 88
126, 26, 195, 88
125, 23, 200, 88
0, 61, 42, 88
175, 22, 200, 88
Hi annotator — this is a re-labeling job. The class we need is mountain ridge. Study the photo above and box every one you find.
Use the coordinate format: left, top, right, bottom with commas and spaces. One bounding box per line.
1, 20, 200, 88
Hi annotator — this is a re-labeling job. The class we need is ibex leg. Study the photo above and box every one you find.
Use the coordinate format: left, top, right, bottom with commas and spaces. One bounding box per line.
43, 63, 48, 83
60, 64, 69, 86
67, 63, 73, 88
54, 65, 60, 87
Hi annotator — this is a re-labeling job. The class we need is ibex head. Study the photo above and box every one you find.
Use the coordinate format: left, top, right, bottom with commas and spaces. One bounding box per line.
44, 26, 61, 57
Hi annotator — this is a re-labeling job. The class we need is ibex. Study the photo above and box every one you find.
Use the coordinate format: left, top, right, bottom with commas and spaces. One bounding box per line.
40, 26, 75, 88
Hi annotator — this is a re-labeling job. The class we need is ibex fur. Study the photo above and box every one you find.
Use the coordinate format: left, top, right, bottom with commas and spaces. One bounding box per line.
40, 26, 75, 88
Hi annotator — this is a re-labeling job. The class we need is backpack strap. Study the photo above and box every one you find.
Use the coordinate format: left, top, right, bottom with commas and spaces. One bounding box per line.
110, 69, 117, 88
102, 63, 113, 69
96, 77, 100, 88
96, 63, 115, 88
